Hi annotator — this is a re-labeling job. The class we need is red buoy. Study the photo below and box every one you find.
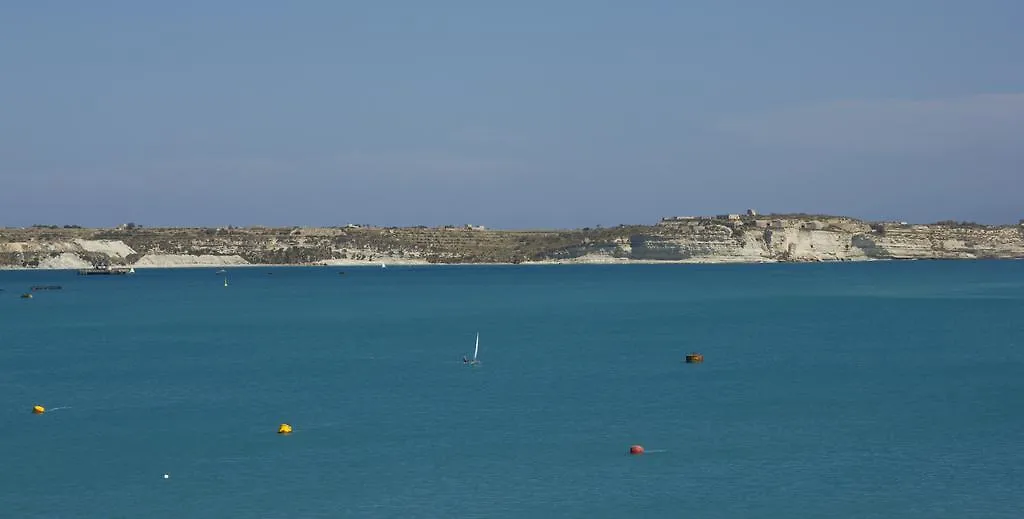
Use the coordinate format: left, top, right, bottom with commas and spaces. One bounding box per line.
629, 445, 644, 455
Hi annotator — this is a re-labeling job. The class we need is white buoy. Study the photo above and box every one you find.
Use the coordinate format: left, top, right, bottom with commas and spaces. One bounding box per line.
163, 474, 170, 479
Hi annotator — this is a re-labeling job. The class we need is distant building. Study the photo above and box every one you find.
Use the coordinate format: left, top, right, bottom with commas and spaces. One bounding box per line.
746, 208, 758, 216
465, 224, 486, 231
716, 214, 742, 221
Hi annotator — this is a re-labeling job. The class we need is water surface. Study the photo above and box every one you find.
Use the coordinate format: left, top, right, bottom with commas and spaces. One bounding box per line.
1, 261, 1022, 518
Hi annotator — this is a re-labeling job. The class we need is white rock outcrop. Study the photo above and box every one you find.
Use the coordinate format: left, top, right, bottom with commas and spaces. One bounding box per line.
0, 238, 135, 258
72, 239, 136, 259
132, 254, 250, 268
37, 252, 93, 270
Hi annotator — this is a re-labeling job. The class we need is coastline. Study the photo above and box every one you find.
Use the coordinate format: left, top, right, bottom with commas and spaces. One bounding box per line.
3, 217, 1022, 269
0, 256, 895, 272
5, 257, 1021, 274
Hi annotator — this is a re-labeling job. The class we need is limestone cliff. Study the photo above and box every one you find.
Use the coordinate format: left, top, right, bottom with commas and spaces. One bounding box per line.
1, 217, 1022, 269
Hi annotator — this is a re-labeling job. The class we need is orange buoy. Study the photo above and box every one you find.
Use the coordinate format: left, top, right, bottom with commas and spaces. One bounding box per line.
32, 405, 45, 414
685, 353, 704, 364
629, 444, 644, 455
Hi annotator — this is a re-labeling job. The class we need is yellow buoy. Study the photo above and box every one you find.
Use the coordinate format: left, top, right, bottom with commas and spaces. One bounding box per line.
278, 423, 293, 434
32, 405, 45, 414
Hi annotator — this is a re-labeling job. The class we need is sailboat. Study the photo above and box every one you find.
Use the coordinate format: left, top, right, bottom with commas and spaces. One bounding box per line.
464, 332, 481, 366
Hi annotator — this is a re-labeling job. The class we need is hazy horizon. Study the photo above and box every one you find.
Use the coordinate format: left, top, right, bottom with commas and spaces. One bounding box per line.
2, 2, 1022, 229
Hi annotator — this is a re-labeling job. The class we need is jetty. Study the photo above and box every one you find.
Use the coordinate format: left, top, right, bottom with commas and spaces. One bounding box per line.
77, 265, 135, 276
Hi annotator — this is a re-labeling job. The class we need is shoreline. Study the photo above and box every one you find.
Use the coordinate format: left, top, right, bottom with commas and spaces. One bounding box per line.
4, 217, 1022, 269
1, 257, 969, 273
2, 257, 1019, 273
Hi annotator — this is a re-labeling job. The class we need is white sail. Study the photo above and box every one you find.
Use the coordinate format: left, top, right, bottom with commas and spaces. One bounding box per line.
473, 332, 479, 360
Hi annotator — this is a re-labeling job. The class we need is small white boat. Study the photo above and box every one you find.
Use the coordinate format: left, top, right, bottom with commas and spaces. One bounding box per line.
464, 332, 481, 366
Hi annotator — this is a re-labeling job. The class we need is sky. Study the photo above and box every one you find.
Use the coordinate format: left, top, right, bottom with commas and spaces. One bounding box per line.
1, 1, 1022, 229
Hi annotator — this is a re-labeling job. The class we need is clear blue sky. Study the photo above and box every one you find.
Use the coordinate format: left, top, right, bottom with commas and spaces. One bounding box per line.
2, 1, 1021, 228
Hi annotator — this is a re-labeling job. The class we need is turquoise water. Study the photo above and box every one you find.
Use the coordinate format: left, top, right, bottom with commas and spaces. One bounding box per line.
1, 261, 1022, 518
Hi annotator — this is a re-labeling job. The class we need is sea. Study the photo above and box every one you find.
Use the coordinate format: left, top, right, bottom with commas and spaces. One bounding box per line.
1, 261, 1022, 518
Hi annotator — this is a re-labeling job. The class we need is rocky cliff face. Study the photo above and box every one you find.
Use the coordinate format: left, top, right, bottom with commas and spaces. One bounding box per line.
851, 225, 1024, 259
1, 218, 1022, 269
629, 224, 767, 262
632, 220, 1024, 263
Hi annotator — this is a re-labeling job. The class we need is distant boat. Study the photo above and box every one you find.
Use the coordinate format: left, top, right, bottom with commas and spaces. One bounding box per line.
381, 263, 387, 269
463, 332, 481, 366
224, 277, 229, 288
